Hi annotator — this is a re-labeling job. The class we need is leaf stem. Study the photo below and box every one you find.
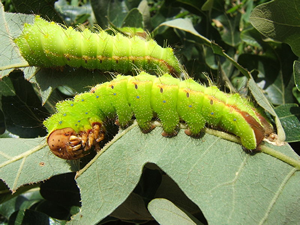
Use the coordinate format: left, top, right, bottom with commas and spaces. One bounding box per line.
206, 128, 300, 170
204, 128, 241, 144
0, 142, 47, 168
0, 62, 29, 71
260, 145, 300, 170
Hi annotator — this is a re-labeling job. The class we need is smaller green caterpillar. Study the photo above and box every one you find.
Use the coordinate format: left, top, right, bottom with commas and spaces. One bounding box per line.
44, 72, 274, 160
14, 16, 181, 74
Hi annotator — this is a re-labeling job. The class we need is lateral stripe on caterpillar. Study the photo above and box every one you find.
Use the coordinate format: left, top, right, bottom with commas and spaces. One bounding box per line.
14, 16, 182, 74
43, 72, 274, 160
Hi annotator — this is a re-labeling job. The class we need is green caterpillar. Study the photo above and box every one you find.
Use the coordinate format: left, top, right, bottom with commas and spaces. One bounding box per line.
14, 16, 181, 74
44, 72, 274, 160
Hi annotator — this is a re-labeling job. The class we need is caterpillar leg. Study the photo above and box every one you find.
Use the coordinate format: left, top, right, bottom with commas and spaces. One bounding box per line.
161, 130, 179, 137
159, 116, 180, 137
47, 123, 105, 160
138, 121, 156, 134
184, 128, 203, 137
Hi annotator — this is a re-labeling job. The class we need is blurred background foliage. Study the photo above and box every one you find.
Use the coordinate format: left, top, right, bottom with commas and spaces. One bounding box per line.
1, 0, 300, 224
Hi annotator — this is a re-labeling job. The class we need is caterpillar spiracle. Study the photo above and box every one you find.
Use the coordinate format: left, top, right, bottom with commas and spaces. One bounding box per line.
14, 16, 182, 74
43, 72, 274, 160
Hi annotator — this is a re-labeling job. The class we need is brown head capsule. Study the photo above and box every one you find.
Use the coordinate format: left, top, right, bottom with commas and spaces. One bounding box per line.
47, 128, 84, 160
47, 123, 105, 160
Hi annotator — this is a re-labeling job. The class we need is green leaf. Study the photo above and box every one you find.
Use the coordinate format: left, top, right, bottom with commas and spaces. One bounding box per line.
238, 51, 295, 105
11, 0, 63, 22
0, 76, 15, 97
91, 0, 131, 28
275, 104, 300, 142
292, 87, 300, 104
110, 192, 153, 221
201, 0, 214, 11
0, 188, 42, 220
121, 8, 143, 28
16, 209, 65, 225
248, 77, 286, 142
250, 0, 300, 57
137, 0, 151, 30
240, 28, 264, 49
148, 198, 202, 225
158, 18, 211, 46
0, 6, 33, 77
0, 75, 15, 110
0, 137, 74, 192
154, 174, 200, 214
294, 60, 300, 91
54, 0, 93, 26
40, 173, 80, 208
69, 124, 300, 224
212, 13, 241, 47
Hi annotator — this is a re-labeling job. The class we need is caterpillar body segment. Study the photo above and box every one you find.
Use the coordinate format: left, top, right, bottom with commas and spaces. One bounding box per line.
44, 72, 274, 159
14, 16, 182, 75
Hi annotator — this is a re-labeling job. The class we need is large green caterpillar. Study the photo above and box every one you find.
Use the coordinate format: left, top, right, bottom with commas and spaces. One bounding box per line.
44, 72, 274, 160
14, 16, 181, 74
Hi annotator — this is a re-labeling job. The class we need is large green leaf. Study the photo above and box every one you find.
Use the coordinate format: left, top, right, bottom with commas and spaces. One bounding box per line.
238, 51, 296, 106
250, 0, 300, 57
0, 137, 73, 192
294, 60, 300, 91
275, 104, 300, 142
2, 124, 298, 224
0, 5, 33, 77
91, 0, 141, 28
66, 124, 300, 224
212, 13, 241, 47
148, 198, 201, 225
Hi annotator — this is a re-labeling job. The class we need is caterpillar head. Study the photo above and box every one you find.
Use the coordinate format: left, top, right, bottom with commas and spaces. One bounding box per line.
47, 123, 105, 160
